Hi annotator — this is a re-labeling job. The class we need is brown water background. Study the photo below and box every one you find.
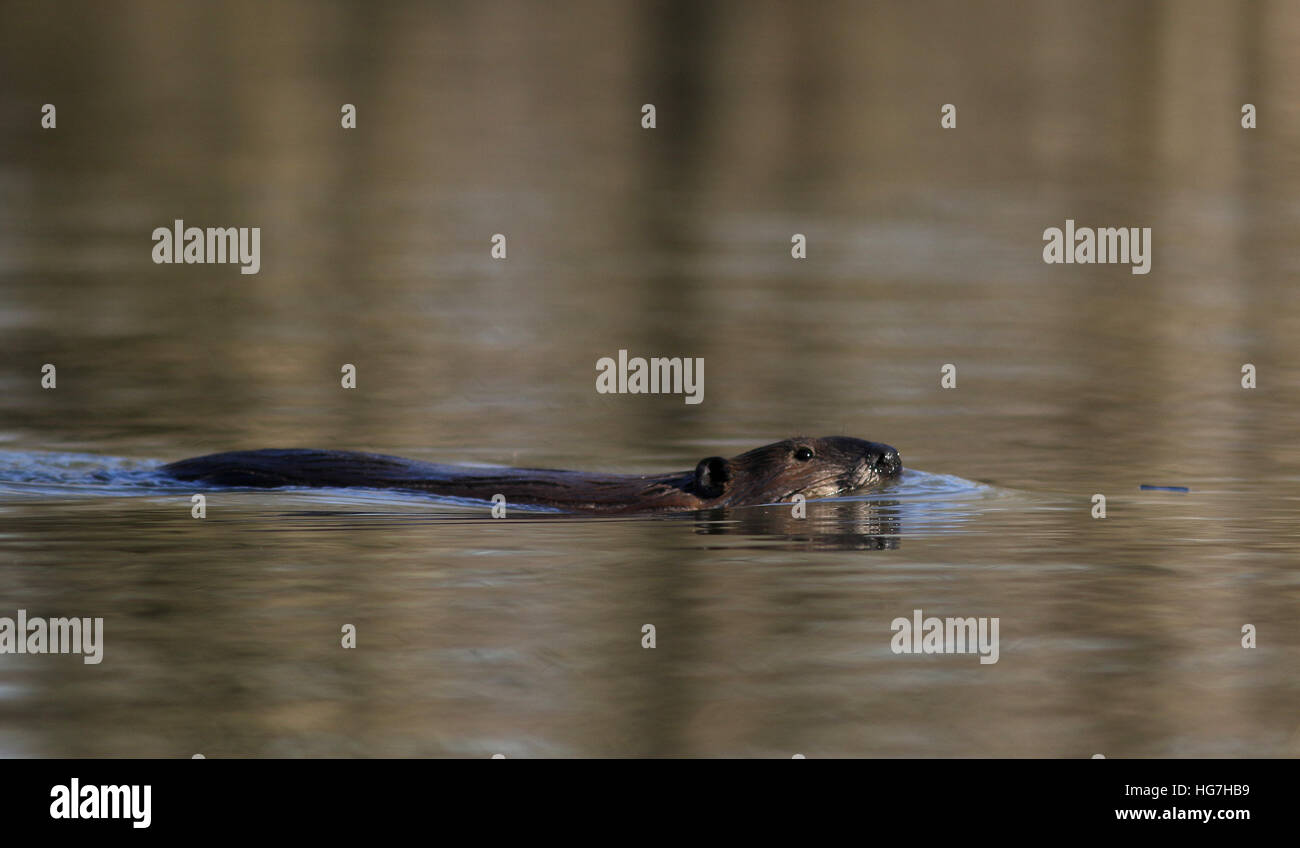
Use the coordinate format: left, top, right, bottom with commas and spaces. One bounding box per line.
0, 0, 1297, 756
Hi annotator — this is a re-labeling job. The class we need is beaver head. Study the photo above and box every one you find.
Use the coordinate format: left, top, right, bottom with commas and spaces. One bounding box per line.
689, 436, 902, 506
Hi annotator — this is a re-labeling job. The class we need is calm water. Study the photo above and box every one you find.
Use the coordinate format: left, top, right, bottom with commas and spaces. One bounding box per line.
0, 0, 1297, 757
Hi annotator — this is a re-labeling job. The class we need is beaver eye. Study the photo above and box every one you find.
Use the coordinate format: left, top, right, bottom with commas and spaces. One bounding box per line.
794, 447, 814, 461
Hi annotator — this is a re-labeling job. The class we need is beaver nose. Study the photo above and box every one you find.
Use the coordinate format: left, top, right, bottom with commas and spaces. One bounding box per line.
871, 447, 902, 476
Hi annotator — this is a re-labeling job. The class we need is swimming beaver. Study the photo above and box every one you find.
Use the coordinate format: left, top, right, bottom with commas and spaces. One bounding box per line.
163, 436, 902, 514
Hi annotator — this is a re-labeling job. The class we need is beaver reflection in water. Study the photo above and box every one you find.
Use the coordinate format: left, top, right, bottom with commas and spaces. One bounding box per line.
163, 436, 902, 515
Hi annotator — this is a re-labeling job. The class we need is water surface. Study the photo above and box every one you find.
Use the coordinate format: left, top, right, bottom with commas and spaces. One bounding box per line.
0, 0, 1297, 757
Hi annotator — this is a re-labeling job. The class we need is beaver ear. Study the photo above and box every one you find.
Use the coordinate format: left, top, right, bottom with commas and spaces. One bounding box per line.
693, 456, 731, 498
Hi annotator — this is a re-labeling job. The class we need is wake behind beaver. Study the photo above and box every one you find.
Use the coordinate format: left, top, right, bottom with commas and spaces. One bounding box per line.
162, 436, 903, 514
